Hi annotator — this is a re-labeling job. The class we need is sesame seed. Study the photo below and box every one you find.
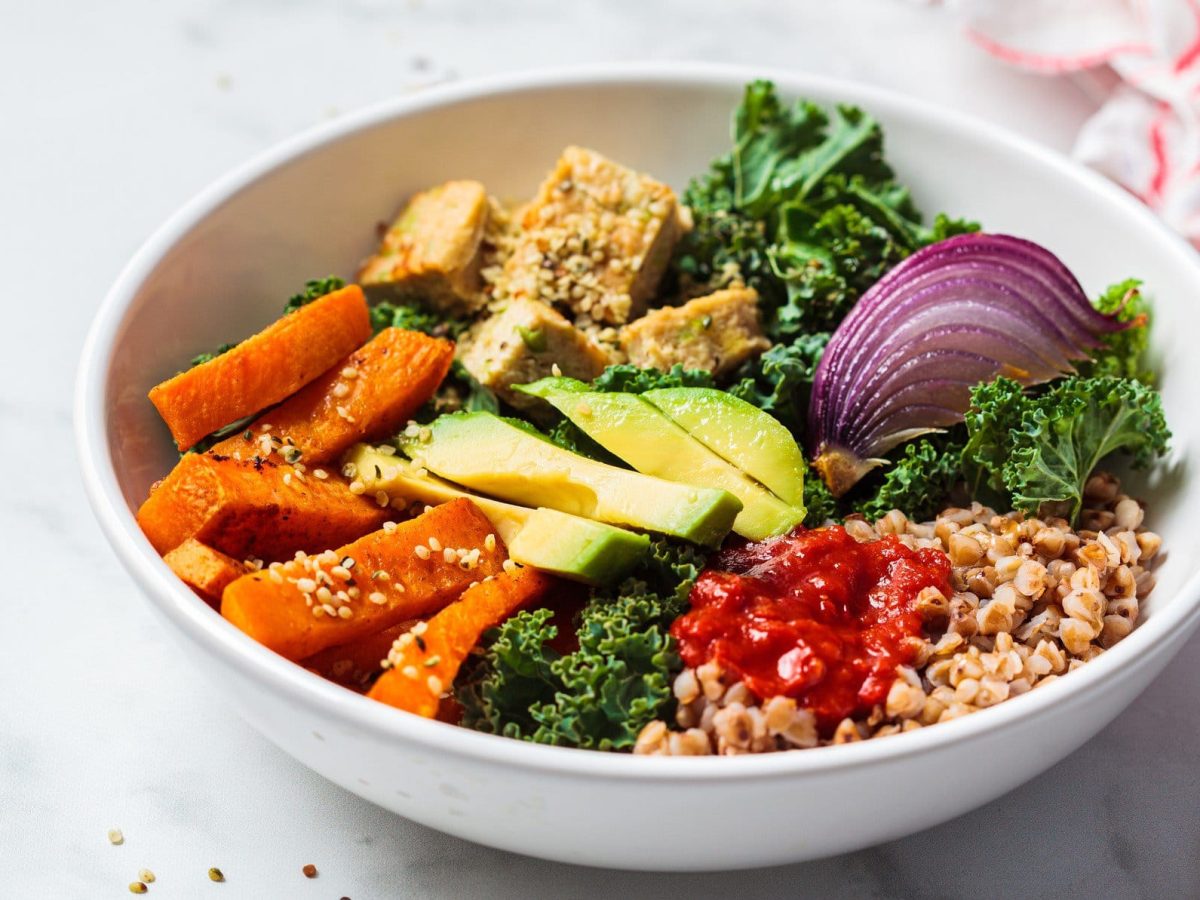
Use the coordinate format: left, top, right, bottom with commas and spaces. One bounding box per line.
129, 882, 148, 894
373, 570, 389, 580
321, 549, 338, 564
260, 423, 273, 432
269, 569, 284, 584
332, 382, 351, 398
551, 363, 563, 377
414, 545, 431, 560
312, 605, 325, 617
331, 565, 351, 580
313, 468, 329, 480
139, 869, 155, 884
502, 559, 518, 573
418, 427, 432, 443
282, 473, 292, 485
424, 655, 441, 667
443, 547, 457, 564
348, 479, 365, 495
337, 606, 352, 619
341, 462, 357, 479
402, 665, 419, 679
315, 586, 332, 603
484, 534, 496, 552
382, 521, 397, 533
413, 621, 428, 636
378, 444, 397, 456
208, 868, 225, 883
341, 366, 359, 379
427, 675, 443, 695
297, 578, 317, 594
347, 586, 361, 599
369, 591, 387, 605
107, 828, 124, 845
428, 537, 442, 552
336, 405, 355, 422
395, 583, 406, 593
375, 491, 389, 507
397, 633, 414, 648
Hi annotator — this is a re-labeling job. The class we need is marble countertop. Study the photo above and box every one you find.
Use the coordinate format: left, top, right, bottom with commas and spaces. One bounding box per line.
5, 0, 1198, 896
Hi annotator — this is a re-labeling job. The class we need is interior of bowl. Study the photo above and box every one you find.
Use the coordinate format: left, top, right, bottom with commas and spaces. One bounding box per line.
93, 66, 1199, 712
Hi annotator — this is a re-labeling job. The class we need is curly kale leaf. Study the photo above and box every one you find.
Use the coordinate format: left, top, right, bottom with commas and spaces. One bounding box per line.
1077, 279, 1153, 384
963, 376, 1170, 522
849, 438, 965, 523
189, 343, 235, 369
369, 299, 469, 339
802, 471, 839, 526
674, 80, 978, 338
282, 276, 346, 314
728, 333, 829, 438
457, 539, 707, 751
1004, 377, 1169, 521
591, 363, 717, 394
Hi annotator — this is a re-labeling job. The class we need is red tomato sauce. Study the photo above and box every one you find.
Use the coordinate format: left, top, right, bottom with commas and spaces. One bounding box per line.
672, 526, 952, 731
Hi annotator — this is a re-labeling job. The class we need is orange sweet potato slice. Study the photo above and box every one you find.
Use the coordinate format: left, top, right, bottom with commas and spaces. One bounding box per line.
302, 619, 415, 691
210, 327, 453, 465
162, 538, 250, 607
220, 498, 505, 661
137, 453, 388, 558
367, 566, 554, 717
148, 285, 372, 450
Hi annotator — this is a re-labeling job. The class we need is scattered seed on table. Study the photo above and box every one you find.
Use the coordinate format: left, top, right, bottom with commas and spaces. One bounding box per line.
139, 868, 156, 884
128, 882, 148, 894
302, 863, 318, 878
107, 828, 124, 845
208, 867, 225, 882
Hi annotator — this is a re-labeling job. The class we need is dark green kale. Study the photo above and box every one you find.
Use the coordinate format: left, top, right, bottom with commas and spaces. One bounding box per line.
802, 470, 838, 526
458, 539, 707, 751
674, 80, 977, 338
590, 363, 717, 394
728, 333, 829, 438
962, 376, 1169, 522
369, 299, 470, 339
1077, 279, 1153, 384
412, 359, 499, 423
848, 438, 965, 523
189, 343, 235, 368
282, 276, 346, 314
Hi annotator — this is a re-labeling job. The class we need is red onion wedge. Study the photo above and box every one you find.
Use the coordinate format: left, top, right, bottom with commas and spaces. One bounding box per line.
808, 233, 1129, 495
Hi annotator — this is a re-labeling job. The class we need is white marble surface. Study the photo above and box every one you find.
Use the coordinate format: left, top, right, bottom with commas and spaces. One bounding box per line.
4, 0, 1198, 896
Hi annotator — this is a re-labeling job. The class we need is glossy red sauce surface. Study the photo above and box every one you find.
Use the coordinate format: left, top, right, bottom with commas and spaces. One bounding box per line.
672, 526, 951, 730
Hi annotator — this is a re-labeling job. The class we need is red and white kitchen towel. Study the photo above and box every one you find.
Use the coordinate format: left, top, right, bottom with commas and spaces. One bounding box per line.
956, 0, 1200, 248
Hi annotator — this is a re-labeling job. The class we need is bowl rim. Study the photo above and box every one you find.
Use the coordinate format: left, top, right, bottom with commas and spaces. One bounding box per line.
76, 60, 1200, 782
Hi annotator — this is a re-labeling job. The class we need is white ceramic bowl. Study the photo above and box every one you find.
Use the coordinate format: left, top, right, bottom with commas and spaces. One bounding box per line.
77, 64, 1200, 871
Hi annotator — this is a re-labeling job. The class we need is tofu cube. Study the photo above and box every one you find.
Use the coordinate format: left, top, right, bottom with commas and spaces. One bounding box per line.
358, 180, 490, 314
460, 298, 612, 411
500, 146, 684, 326
619, 288, 771, 378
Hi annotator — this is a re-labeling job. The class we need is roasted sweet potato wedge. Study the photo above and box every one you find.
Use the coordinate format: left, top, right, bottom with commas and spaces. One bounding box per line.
136, 453, 388, 558
220, 498, 504, 660
367, 566, 553, 717
148, 285, 371, 450
210, 327, 453, 465
162, 538, 250, 606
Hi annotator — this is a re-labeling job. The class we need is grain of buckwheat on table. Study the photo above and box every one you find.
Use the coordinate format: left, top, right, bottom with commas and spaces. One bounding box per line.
635, 472, 1162, 756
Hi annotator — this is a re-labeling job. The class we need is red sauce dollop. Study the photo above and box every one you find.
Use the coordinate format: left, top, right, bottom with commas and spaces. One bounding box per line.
672, 526, 951, 730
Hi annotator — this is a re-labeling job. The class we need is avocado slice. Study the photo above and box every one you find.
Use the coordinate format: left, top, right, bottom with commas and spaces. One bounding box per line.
346, 444, 651, 583
507, 508, 650, 586
643, 387, 806, 508
516, 379, 805, 541
399, 413, 740, 547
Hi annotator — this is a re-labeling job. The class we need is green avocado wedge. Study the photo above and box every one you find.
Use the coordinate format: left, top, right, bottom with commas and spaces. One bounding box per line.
643, 387, 807, 508
398, 413, 741, 547
345, 444, 650, 584
507, 508, 650, 586
515, 378, 805, 541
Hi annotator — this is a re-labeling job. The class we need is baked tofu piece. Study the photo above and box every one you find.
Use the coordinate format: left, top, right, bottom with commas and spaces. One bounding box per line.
358, 180, 490, 315
620, 288, 771, 378
500, 146, 685, 326
460, 298, 611, 411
